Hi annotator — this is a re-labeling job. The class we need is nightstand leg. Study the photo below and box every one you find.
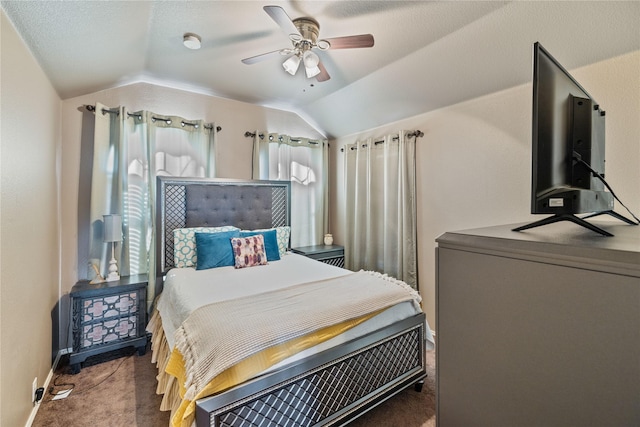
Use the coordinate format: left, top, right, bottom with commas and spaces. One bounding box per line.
137, 345, 147, 356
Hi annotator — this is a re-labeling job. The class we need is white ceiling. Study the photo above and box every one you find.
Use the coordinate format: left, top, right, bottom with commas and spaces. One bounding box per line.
2, 1, 639, 138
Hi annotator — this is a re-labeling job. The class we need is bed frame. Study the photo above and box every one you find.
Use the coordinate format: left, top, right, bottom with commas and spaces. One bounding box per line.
155, 176, 427, 427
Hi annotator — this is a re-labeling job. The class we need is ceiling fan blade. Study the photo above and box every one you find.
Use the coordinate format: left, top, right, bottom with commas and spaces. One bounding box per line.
316, 60, 331, 82
263, 5, 301, 37
241, 49, 288, 65
323, 34, 374, 49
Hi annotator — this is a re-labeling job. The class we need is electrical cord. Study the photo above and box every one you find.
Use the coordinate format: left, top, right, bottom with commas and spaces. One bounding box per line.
48, 353, 132, 397
573, 152, 640, 224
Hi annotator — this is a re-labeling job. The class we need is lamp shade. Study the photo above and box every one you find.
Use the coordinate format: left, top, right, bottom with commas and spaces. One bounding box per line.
303, 50, 319, 68
305, 64, 321, 78
302, 51, 321, 78
103, 214, 122, 243
282, 55, 301, 75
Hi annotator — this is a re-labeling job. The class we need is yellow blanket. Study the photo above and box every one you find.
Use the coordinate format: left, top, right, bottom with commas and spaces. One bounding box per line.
166, 270, 421, 427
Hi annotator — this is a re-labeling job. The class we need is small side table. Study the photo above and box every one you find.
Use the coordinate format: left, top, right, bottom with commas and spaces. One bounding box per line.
291, 244, 345, 268
69, 274, 148, 373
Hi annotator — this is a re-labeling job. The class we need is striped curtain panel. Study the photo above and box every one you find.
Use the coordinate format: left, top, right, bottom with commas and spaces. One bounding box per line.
87, 102, 218, 306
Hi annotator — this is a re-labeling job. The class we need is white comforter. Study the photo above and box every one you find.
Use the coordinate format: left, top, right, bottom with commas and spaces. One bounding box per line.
157, 253, 434, 360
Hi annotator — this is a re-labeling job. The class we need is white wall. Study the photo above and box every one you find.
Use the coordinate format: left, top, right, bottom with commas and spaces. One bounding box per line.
331, 51, 640, 330
1, 10, 61, 427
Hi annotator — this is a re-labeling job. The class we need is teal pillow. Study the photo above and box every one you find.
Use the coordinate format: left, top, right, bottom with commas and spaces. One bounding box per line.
195, 230, 239, 270
174, 226, 239, 268
239, 229, 281, 261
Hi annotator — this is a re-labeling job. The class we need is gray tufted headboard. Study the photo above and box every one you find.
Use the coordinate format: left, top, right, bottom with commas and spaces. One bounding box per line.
156, 177, 291, 277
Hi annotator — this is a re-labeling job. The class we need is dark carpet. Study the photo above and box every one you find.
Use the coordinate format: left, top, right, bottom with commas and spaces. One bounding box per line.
33, 347, 435, 426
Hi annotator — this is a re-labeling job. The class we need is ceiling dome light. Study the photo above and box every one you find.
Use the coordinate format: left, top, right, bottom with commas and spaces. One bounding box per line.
282, 55, 301, 75
183, 33, 201, 50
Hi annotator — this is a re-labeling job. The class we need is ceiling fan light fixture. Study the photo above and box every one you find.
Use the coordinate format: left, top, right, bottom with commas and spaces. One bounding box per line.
317, 39, 330, 50
305, 64, 321, 78
282, 55, 301, 75
183, 33, 201, 50
302, 50, 319, 68
242, 5, 376, 82
302, 51, 321, 78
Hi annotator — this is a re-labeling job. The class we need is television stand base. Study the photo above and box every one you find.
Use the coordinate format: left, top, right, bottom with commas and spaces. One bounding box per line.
582, 210, 638, 225
512, 213, 614, 237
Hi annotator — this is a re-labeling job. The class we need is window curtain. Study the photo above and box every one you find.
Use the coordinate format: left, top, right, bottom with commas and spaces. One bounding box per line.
88, 102, 217, 305
343, 130, 418, 289
252, 132, 329, 247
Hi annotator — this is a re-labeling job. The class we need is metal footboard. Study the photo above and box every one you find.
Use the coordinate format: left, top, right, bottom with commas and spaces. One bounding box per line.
195, 313, 427, 427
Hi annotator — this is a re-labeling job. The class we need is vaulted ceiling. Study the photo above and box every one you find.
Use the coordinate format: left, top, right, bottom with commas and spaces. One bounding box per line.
2, 1, 639, 138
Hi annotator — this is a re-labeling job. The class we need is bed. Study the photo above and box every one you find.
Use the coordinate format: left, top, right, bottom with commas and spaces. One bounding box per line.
150, 177, 434, 427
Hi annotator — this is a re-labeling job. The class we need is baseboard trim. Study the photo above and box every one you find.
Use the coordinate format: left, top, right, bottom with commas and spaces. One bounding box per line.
25, 349, 66, 427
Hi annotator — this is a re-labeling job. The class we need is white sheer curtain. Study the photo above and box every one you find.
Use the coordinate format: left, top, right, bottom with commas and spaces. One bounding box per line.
252, 132, 329, 247
88, 103, 217, 304
343, 130, 418, 289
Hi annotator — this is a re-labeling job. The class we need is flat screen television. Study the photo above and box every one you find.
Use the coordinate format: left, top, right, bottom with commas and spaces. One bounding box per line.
513, 42, 636, 236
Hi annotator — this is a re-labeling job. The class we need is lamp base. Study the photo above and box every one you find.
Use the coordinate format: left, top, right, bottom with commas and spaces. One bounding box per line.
106, 272, 120, 282
106, 255, 120, 282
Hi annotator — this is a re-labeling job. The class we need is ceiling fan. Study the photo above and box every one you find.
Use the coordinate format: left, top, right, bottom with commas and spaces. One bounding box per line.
241, 5, 375, 82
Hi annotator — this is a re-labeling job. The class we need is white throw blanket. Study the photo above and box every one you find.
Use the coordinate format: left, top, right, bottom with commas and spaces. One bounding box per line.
174, 270, 422, 402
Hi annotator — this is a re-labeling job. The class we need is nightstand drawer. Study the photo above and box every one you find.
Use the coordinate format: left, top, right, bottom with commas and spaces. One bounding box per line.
80, 291, 139, 322
81, 315, 139, 348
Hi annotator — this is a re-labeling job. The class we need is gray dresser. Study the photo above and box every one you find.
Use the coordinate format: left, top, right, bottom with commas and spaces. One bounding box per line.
436, 222, 639, 427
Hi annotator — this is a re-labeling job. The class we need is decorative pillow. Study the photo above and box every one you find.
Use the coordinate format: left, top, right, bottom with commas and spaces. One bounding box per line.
274, 226, 291, 256
173, 226, 239, 268
239, 229, 280, 261
246, 226, 290, 256
195, 230, 239, 270
231, 234, 268, 269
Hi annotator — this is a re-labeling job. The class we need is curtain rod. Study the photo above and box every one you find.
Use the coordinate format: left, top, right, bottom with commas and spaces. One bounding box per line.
244, 131, 320, 145
339, 130, 424, 152
86, 105, 221, 132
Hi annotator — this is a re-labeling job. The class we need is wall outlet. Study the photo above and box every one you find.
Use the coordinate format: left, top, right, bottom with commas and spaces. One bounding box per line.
32, 377, 38, 403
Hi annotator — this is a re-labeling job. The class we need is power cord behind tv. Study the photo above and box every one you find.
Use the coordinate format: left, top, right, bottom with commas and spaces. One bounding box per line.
572, 152, 640, 225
